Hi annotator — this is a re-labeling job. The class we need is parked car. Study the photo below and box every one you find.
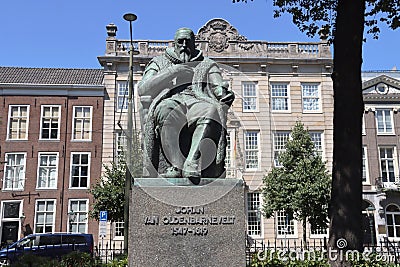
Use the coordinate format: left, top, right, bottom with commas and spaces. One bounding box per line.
0, 232, 94, 265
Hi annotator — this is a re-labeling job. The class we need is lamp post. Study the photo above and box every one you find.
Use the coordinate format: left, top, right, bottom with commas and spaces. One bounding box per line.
366, 206, 376, 249
68, 210, 76, 233
123, 12, 138, 252
20, 212, 26, 236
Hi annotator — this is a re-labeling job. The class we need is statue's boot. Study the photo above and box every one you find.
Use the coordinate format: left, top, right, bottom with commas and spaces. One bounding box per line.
158, 123, 184, 178
183, 120, 219, 178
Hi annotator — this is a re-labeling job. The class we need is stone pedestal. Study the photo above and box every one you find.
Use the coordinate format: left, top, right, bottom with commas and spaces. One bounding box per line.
129, 178, 246, 267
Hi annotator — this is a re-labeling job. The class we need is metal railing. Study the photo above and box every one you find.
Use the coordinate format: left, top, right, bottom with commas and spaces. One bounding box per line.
375, 176, 400, 191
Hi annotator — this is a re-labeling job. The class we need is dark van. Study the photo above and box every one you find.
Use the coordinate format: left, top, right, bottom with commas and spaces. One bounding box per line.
0, 233, 94, 265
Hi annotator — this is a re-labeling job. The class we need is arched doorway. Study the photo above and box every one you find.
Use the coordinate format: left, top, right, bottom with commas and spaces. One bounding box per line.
362, 200, 376, 246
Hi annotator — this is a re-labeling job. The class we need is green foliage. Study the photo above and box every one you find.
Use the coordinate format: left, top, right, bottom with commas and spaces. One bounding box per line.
250, 250, 329, 267
59, 252, 96, 267
251, 250, 397, 267
262, 121, 331, 232
9, 253, 58, 267
232, 0, 400, 41
89, 157, 126, 222
89, 130, 142, 222
105, 254, 127, 267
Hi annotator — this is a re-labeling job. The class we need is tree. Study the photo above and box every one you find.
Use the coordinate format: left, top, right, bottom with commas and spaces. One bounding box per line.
233, 1, 399, 264
89, 158, 126, 222
262, 121, 331, 245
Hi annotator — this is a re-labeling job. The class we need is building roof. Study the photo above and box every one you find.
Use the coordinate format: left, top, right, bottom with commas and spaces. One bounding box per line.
0, 67, 103, 85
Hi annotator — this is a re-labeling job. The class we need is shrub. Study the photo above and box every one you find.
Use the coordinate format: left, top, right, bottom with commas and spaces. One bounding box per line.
10, 253, 58, 267
105, 254, 127, 267
59, 251, 96, 267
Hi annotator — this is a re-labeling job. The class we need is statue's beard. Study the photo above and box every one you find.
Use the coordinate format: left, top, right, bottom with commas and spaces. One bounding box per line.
179, 50, 191, 63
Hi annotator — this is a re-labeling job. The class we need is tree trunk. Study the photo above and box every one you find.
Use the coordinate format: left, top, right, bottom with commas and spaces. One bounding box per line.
328, 0, 365, 266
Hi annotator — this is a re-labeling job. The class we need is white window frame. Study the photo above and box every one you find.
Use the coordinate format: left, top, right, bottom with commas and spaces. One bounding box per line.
271, 83, 290, 112
309, 131, 324, 159
362, 113, 366, 135
69, 152, 91, 189
72, 106, 92, 141
1, 200, 24, 238
301, 83, 321, 113
375, 108, 394, 135
34, 199, 56, 234
3, 153, 26, 191
68, 199, 89, 233
362, 146, 370, 184
113, 221, 125, 240
36, 152, 59, 189
385, 204, 400, 240
276, 211, 298, 238
39, 105, 61, 140
273, 132, 290, 167
7, 105, 29, 140
116, 131, 127, 159
247, 192, 262, 238
379, 146, 397, 183
244, 131, 260, 170
117, 81, 128, 111
242, 81, 258, 112
310, 225, 329, 239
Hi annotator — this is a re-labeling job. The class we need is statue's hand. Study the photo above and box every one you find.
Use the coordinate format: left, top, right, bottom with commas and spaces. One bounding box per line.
220, 91, 235, 107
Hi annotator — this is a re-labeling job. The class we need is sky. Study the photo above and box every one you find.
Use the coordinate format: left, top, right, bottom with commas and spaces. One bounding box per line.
0, 0, 398, 71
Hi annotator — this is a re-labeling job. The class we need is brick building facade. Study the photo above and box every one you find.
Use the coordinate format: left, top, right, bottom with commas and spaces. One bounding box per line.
0, 67, 104, 246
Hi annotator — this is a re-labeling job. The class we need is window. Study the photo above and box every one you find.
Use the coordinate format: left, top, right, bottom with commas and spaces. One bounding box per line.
276, 211, 296, 238
386, 204, 400, 238
242, 82, 257, 111
376, 109, 394, 134
309, 132, 323, 157
37, 153, 58, 189
68, 200, 88, 233
40, 105, 60, 140
114, 222, 124, 239
3, 153, 26, 190
2, 201, 21, 219
310, 225, 328, 238
72, 106, 92, 141
301, 83, 320, 112
116, 131, 127, 160
7, 105, 29, 140
117, 81, 128, 111
273, 132, 290, 167
362, 146, 369, 183
271, 83, 289, 111
70, 153, 90, 188
379, 147, 396, 182
247, 192, 261, 236
34, 200, 55, 233
244, 131, 259, 169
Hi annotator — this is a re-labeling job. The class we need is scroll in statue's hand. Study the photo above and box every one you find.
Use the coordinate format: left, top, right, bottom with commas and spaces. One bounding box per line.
169, 64, 194, 85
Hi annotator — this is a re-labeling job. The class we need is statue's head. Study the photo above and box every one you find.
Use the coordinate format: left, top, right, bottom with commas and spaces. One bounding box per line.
174, 28, 196, 63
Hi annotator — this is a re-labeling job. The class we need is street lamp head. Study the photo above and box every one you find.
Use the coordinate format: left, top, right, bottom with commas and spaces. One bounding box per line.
20, 212, 26, 225
366, 206, 375, 216
123, 13, 137, 22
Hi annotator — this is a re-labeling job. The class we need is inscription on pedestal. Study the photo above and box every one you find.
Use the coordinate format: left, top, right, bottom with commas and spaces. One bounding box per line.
143, 206, 236, 236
